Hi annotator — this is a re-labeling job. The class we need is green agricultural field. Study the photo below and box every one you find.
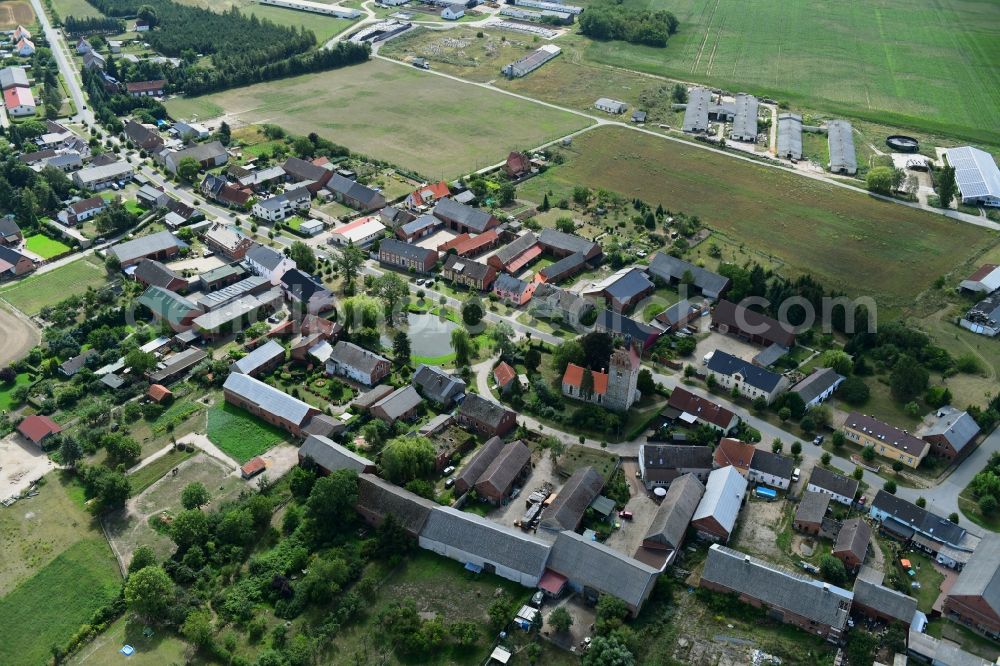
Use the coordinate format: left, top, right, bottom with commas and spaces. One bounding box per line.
582, 0, 1000, 145
164, 59, 593, 179
0, 256, 109, 315
50, 0, 102, 19
521, 126, 996, 308
0, 539, 121, 666
207, 402, 286, 462
25, 234, 72, 260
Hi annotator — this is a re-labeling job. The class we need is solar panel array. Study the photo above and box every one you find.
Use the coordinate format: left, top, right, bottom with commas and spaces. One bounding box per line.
947, 146, 1000, 202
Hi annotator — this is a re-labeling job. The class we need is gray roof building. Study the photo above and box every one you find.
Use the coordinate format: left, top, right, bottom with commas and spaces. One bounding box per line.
196, 275, 271, 311
0, 66, 29, 90
371, 385, 423, 421
133, 258, 184, 290
870, 490, 967, 547
245, 244, 288, 273
827, 119, 857, 175
380, 237, 438, 264
947, 534, 1000, 621
357, 472, 437, 536
299, 435, 374, 473
918, 406, 981, 457
493, 232, 538, 267
148, 347, 208, 383
808, 467, 859, 501
730, 93, 759, 142
647, 253, 730, 299
790, 367, 845, 406
327, 173, 384, 210
231, 340, 285, 376
475, 440, 531, 500
643, 473, 705, 552
455, 436, 506, 494
222, 371, 315, 426
540, 466, 604, 532
537, 252, 587, 283
640, 444, 713, 486
777, 113, 803, 160
748, 449, 794, 482
109, 231, 182, 265
537, 228, 601, 260
701, 544, 853, 635
795, 491, 831, 526
547, 530, 660, 615
432, 197, 496, 234
706, 350, 783, 392
412, 364, 466, 405
853, 578, 918, 625
328, 341, 390, 378
682, 86, 713, 133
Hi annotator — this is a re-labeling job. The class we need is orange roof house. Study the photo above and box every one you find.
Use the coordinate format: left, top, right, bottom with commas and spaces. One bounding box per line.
406, 181, 451, 208
147, 384, 173, 403
713, 438, 756, 474
18, 414, 62, 446
493, 362, 517, 392
504, 151, 531, 178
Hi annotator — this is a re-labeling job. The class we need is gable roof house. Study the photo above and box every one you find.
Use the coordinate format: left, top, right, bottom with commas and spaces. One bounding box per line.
251, 187, 311, 223
713, 437, 756, 475
124, 119, 164, 152
404, 180, 451, 209
843, 412, 929, 469
700, 544, 853, 641
653, 299, 705, 333
0, 218, 22, 246
807, 466, 859, 505
200, 173, 252, 209
163, 141, 229, 175
691, 466, 748, 542
638, 444, 714, 489
586, 267, 655, 313
147, 347, 208, 384
281, 157, 333, 194
747, 448, 795, 490
790, 367, 845, 408
379, 238, 438, 273
18, 414, 62, 447
299, 435, 376, 475
493, 273, 536, 305
412, 364, 466, 406
546, 530, 660, 616
712, 299, 796, 348
832, 517, 871, 570
647, 253, 730, 299
245, 243, 296, 285
57, 195, 106, 226
223, 372, 320, 438
438, 229, 500, 258
281, 269, 335, 315
82, 50, 106, 70
125, 79, 166, 97
231, 340, 285, 378
706, 349, 788, 404
539, 466, 605, 533
419, 506, 552, 587
456, 393, 517, 437
108, 231, 182, 268
666, 386, 740, 433
852, 579, 919, 627
325, 341, 390, 386
0, 65, 29, 89
488, 232, 541, 274
534, 252, 588, 285
917, 406, 981, 462
133, 258, 187, 292
530, 283, 595, 326
356, 473, 438, 537
58, 349, 98, 378
639, 473, 705, 566
138, 286, 203, 331
593, 309, 662, 355
944, 534, 1000, 637
474, 440, 531, 504
327, 173, 386, 212
868, 490, 971, 567
395, 214, 442, 243
793, 491, 831, 535
536, 227, 602, 262
455, 436, 506, 495
441, 254, 497, 291
370, 385, 423, 424
960, 264, 1000, 295
503, 151, 532, 178
432, 197, 499, 234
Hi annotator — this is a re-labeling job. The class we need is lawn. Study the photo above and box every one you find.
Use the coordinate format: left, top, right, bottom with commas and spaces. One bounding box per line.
0, 539, 121, 666
582, 0, 1000, 147
164, 58, 593, 180
895, 550, 944, 613
241, 3, 355, 43
0, 372, 31, 411
25, 233, 72, 260
207, 402, 287, 463
0, 255, 109, 315
128, 448, 198, 495
520, 126, 995, 308
69, 616, 195, 666
557, 447, 619, 479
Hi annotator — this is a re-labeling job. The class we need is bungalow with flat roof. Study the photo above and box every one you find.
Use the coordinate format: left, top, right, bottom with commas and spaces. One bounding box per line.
706, 350, 788, 404
456, 393, 517, 437
793, 491, 831, 535
918, 406, 980, 463
843, 412, 929, 469
638, 444, 713, 489
712, 299, 796, 348
944, 534, 1000, 637
412, 364, 466, 406
691, 466, 747, 542
441, 254, 497, 291
539, 466, 604, 533
700, 544, 853, 641
807, 467, 858, 505
832, 517, 870, 570
231, 340, 285, 377
138, 286, 203, 331
370, 385, 423, 424
109, 231, 182, 267
647, 253, 730, 300
326, 341, 390, 386
639, 473, 704, 566
299, 435, 375, 475
379, 238, 438, 273
432, 197, 499, 234
666, 386, 739, 433
474, 440, 531, 504
790, 367, 845, 408
223, 372, 319, 438
356, 473, 438, 537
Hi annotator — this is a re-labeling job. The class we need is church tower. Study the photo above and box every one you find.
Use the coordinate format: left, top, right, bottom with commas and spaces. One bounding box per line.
605, 342, 640, 411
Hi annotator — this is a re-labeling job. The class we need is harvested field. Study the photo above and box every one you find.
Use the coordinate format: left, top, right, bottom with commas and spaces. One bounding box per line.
0, 1, 35, 29
0, 305, 40, 367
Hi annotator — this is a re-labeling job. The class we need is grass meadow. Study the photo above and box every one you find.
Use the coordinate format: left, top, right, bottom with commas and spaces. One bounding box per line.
164, 59, 593, 179
207, 402, 286, 463
0, 255, 108, 315
583, 0, 1000, 146
520, 126, 996, 308
25, 234, 72, 259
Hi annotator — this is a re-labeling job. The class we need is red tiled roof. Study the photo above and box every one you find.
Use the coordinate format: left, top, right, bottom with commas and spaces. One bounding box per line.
17, 414, 61, 444
3, 86, 34, 108
506, 244, 542, 274
538, 569, 568, 594
241, 457, 266, 476
147, 384, 173, 402
968, 264, 999, 281
562, 363, 609, 395
667, 386, 736, 430
506, 151, 531, 175
714, 438, 755, 471
409, 180, 450, 207
493, 362, 517, 387
438, 233, 470, 252
312, 156, 330, 167
125, 79, 166, 93
452, 230, 499, 256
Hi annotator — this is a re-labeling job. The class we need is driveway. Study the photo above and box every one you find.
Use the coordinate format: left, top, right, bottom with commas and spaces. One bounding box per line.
694, 330, 761, 364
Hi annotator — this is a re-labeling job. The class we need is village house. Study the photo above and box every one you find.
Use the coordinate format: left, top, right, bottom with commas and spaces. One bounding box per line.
456, 393, 517, 437
58, 196, 106, 225
202, 223, 254, 260
3, 86, 34, 116
162, 141, 228, 174
281, 157, 332, 194
378, 238, 438, 273
807, 467, 859, 505
489, 232, 541, 274
790, 367, 845, 409
58, 349, 98, 378
328, 215, 386, 247
593, 309, 661, 354
917, 406, 980, 462
412, 364, 466, 406
17, 414, 62, 447
638, 444, 713, 489
706, 350, 788, 404
712, 299, 796, 348
473, 440, 531, 504
493, 361, 517, 394
713, 437, 756, 475
132, 259, 187, 292
540, 466, 605, 533
370, 386, 423, 424
432, 197, 499, 234
245, 243, 296, 285
843, 412, 929, 469
561, 346, 640, 412
503, 151, 532, 178
238, 165, 286, 192
586, 267, 654, 313
223, 372, 320, 438
326, 173, 386, 212
691, 466, 747, 542
666, 386, 740, 433
231, 340, 285, 378
326, 341, 390, 386
251, 187, 311, 222
700, 544, 853, 641
868, 490, 972, 568
455, 436, 505, 494
109, 231, 183, 268
405, 180, 451, 209
647, 253, 730, 300
529, 284, 594, 326
536, 228, 602, 262
493, 273, 536, 305
0, 218, 22, 246
136, 184, 169, 209
832, 517, 871, 571
82, 50, 105, 70
124, 120, 164, 153
281, 269, 335, 314
441, 254, 497, 291
200, 174, 252, 209
299, 435, 376, 475
747, 449, 795, 489
793, 491, 831, 535
639, 473, 705, 567
943, 535, 1000, 638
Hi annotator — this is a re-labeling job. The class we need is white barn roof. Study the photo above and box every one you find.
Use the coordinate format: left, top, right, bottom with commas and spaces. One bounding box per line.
692, 465, 747, 535
947, 146, 1000, 204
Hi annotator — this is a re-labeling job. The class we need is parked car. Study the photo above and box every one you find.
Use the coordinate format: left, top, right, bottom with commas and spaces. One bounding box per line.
792, 468, 801, 482
530, 591, 544, 608
442, 465, 455, 476
619, 510, 633, 520
813, 435, 824, 445
444, 478, 455, 489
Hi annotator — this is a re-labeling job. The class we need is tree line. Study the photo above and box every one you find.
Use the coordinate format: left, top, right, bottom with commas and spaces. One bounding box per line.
579, 4, 679, 48
63, 16, 125, 34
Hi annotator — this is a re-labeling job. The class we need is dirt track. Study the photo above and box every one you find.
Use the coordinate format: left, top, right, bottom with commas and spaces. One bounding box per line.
0, 304, 39, 367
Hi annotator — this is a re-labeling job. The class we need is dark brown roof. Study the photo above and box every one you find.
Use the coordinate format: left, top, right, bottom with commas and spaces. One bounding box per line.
475, 440, 530, 497
540, 466, 604, 532
833, 517, 871, 561
356, 473, 438, 537
455, 436, 505, 494
712, 300, 796, 347
667, 387, 736, 430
